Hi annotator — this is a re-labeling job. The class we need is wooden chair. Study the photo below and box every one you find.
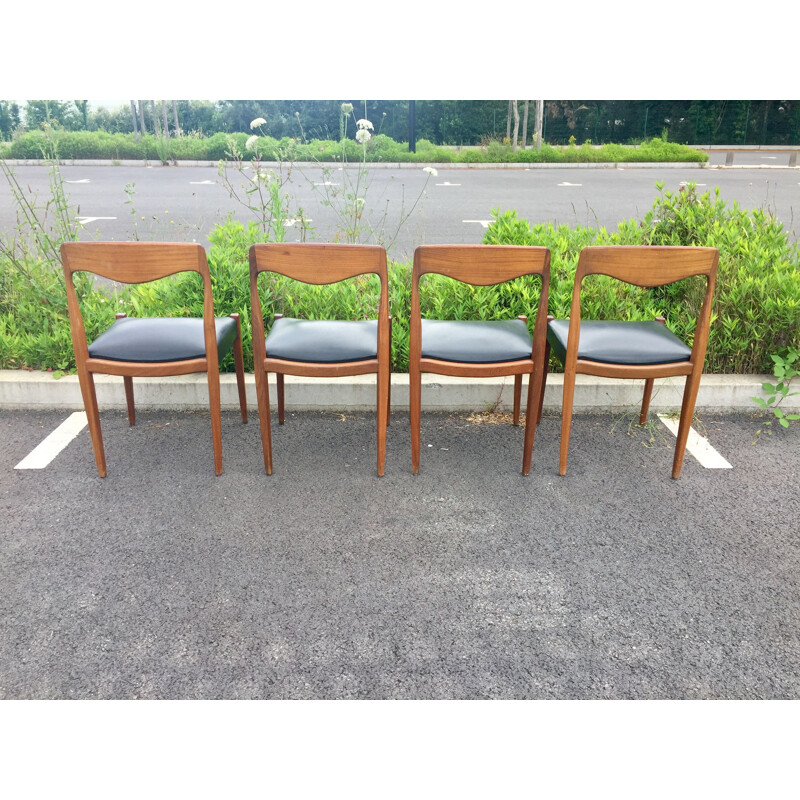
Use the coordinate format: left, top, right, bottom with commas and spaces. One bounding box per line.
410, 244, 551, 475
60, 242, 248, 477
542, 245, 719, 479
249, 243, 391, 476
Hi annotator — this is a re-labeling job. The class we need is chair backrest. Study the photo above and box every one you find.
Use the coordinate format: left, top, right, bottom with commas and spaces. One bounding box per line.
568, 245, 720, 362
60, 241, 215, 364
248, 243, 390, 354
411, 245, 551, 356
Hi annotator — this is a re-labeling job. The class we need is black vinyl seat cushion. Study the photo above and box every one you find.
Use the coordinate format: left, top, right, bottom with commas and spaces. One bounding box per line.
265, 317, 378, 363
88, 316, 237, 363
421, 318, 533, 363
547, 319, 692, 366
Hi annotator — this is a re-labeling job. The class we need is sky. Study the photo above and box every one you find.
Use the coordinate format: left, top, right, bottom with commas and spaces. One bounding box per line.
5, 4, 797, 103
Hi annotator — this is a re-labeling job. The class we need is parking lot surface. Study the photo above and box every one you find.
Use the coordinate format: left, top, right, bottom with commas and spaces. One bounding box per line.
1, 409, 798, 699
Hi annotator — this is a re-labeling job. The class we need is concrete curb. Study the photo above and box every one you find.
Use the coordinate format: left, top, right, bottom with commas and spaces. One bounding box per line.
1, 370, 795, 415
0, 159, 711, 170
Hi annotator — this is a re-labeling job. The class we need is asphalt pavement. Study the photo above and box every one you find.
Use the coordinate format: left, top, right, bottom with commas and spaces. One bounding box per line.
2, 407, 798, 699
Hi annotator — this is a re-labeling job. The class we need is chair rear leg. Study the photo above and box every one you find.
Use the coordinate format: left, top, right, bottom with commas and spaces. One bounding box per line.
672, 371, 701, 479
79, 368, 107, 477
537, 339, 551, 425
231, 313, 248, 424
513, 375, 522, 425
123, 376, 135, 426
640, 378, 654, 425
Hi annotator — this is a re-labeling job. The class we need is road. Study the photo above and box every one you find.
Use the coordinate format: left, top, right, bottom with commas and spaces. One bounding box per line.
2, 159, 798, 260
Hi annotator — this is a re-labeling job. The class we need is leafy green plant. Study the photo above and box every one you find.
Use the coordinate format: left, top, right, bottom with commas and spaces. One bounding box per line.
752, 348, 800, 434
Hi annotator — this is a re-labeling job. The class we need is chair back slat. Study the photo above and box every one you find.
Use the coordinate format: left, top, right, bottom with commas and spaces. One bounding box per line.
60, 241, 208, 283
249, 243, 387, 284
576, 246, 719, 287
414, 244, 550, 284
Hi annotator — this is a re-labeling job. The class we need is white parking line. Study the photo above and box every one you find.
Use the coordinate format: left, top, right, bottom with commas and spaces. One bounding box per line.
436, 182, 461, 186
76, 216, 117, 225
657, 414, 732, 469
463, 220, 493, 228
558, 182, 582, 187
15, 412, 88, 470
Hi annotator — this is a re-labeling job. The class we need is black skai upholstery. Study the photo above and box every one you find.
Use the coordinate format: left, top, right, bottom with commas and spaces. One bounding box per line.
88, 317, 237, 363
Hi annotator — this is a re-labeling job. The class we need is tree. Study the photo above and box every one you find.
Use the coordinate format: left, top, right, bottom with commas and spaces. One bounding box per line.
511, 100, 520, 152
521, 100, 529, 148
130, 101, 139, 141
534, 100, 544, 151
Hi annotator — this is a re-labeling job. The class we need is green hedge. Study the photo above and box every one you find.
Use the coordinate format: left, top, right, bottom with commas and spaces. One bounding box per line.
2, 183, 796, 375
0, 130, 707, 164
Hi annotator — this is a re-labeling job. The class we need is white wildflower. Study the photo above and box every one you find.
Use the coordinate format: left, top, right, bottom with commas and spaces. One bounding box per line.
246, 135, 259, 152
423, 167, 438, 177
356, 129, 372, 144
356, 118, 373, 131
340, 102, 354, 114
250, 117, 266, 129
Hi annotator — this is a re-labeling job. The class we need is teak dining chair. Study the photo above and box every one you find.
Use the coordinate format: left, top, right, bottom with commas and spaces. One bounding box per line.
249, 243, 391, 476
410, 244, 551, 475
61, 241, 248, 477
542, 245, 719, 479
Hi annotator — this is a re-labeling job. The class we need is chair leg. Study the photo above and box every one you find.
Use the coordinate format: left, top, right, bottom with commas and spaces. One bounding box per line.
78, 368, 107, 478
207, 368, 223, 476
410, 363, 422, 475
522, 366, 542, 476
254, 367, 274, 475
513, 374, 522, 426
640, 378, 654, 425
123, 376, 135, 426
232, 319, 248, 424
277, 373, 285, 425
376, 366, 389, 477
672, 371, 702, 479
559, 366, 577, 476
537, 340, 551, 425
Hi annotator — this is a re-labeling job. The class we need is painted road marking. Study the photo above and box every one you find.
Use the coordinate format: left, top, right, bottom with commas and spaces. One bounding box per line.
284, 218, 312, 227
436, 182, 461, 186
463, 220, 493, 228
657, 414, 732, 469
15, 412, 88, 470
314, 181, 338, 186
558, 182, 582, 187
190, 180, 215, 185
65, 179, 90, 184
76, 216, 117, 225
680, 181, 706, 187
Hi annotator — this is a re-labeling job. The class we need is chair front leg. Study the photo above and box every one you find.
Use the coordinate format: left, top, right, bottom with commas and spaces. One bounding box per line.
559, 365, 577, 476
254, 365, 274, 475
410, 362, 422, 475
206, 366, 224, 476
376, 364, 389, 477
78, 367, 107, 478
277, 373, 285, 425
672, 369, 702, 480
123, 376, 136, 426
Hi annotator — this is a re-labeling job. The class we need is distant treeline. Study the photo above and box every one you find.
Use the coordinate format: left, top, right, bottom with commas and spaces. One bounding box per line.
1, 100, 798, 146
